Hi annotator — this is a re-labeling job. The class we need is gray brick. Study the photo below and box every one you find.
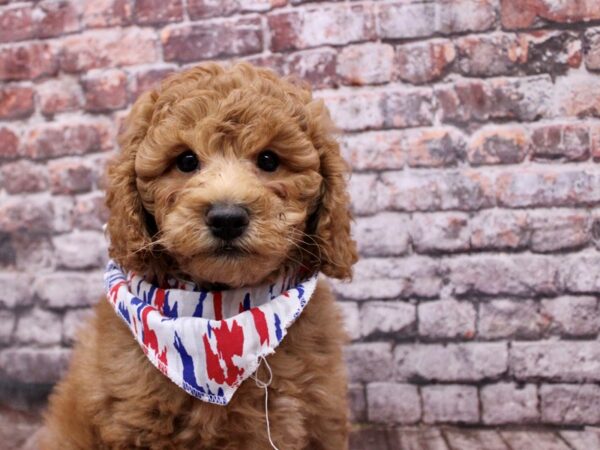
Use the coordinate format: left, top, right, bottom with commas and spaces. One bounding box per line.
481, 383, 539, 424
0, 310, 15, 345
62, 307, 94, 344
52, 230, 107, 269
541, 296, 600, 337
35, 271, 103, 308
0, 347, 71, 383
479, 300, 543, 339
348, 383, 366, 422
411, 212, 470, 253
422, 385, 479, 424
345, 342, 393, 383
353, 213, 410, 256
418, 299, 476, 339
367, 382, 421, 424
0, 273, 34, 308
361, 301, 415, 337
15, 308, 62, 346
541, 384, 600, 425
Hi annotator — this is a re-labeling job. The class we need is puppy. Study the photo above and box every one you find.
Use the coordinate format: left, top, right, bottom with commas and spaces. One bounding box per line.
41, 62, 357, 450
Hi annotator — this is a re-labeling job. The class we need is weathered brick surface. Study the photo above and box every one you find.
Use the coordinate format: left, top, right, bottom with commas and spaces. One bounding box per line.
1, 0, 600, 429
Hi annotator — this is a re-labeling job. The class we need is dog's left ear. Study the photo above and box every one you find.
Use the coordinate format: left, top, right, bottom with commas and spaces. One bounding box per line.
306, 100, 358, 280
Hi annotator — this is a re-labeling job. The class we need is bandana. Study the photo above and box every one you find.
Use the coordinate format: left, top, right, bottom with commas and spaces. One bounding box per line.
104, 260, 318, 405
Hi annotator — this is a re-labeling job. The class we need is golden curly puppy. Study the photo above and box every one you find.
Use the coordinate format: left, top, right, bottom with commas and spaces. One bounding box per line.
41, 63, 357, 450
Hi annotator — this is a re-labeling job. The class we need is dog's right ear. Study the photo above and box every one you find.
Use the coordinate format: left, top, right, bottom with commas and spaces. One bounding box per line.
105, 90, 160, 273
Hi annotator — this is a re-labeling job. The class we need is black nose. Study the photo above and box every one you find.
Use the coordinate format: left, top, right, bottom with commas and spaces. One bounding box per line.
206, 204, 249, 241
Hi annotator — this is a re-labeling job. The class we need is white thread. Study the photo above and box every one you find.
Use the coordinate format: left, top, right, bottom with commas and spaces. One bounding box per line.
252, 356, 280, 450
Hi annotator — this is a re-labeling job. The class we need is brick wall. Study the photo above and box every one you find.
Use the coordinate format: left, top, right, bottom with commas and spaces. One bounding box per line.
0, 0, 600, 427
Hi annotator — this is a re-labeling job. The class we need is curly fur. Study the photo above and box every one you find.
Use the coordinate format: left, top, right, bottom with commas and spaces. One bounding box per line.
41, 62, 358, 450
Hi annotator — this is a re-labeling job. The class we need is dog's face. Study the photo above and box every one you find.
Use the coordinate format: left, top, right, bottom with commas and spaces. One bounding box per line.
106, 63, 357, 287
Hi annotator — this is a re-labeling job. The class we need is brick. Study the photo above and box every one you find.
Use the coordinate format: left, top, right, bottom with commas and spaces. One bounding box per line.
12, 234, 55, 271
345, 342, 393, 383
283, 48, 337, 89
348, 383, 366, 422
555, 73, 600, 118
0, 160, 48, 193
496, 168, 600, 208
449, 255, 559, 297
360, 301, 415, 338
560, 252, 600, 293
354, 213, 410, 257
422, 385, 479, 424
268, 4, 374, 52
500, 431, 571, 450
162, 17, 262, 63
511, 341, 600, 382
585, 28, 600, 71
25, 121, 113, 159
436, 76, 553, 124
395, 343, 507, 382
0, 232, 15, 266
61, 29, 159, 72
379, 170, 495, 212
0, 84, 33, 119
411, 212, 470, 253
501, 0, 600, 29
71, 192, 109, 231
63, 307, 93, 344
48, 158, 95, 194
541, 296, 600, 337
348, 173, 379, 216
0, 273, 33, 308
341, 257, 444, 300
134, 0, 182, 24
0, 5, 33, 42
53, 231, 107, 270
541, 384, 600, 425
35, 272, 103, 308
0, 127, 19, 160
35, 0, 80, 38
82, 0, 132, 28
82, 69, 128, 112
340, 130, 404, 171
14, 308, 62, 346
444, 429, 509, 450
468, 125, 529, 165
382, 89, 434, 129
367, 383, 420, 424
129, 66, 176, 100
405, 127, 466, 168
0, 347, 70, 383
470, 209, 529, 250
524, 31, 582, 73
528, 210, 590, 252
52, 196, 75, 233
395, 427, 449, 449
481, 383, 539, 424
187, 0, 239, 19
337, 43, 394, 86
418, 299, 476, 340
593, 124, 600, 160
395, 39, 456, 85
0, 42, 57, 81
37, 77, 82, 116
531, 123, 590, 161
337, 301, 359, 341
479, 300, 544, 339
316, 89, 384, 132
0, 197, 53, 234
0, 310, 14, 345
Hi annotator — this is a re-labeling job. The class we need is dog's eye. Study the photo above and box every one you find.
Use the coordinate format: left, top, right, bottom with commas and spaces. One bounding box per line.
257, 150, 279, 172
176, 150, 200, 173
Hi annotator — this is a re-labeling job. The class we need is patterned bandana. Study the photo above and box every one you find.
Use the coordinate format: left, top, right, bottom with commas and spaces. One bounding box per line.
104, 260, 318, 405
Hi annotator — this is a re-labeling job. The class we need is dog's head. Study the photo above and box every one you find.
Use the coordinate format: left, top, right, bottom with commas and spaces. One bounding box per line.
106, 63, 357, 288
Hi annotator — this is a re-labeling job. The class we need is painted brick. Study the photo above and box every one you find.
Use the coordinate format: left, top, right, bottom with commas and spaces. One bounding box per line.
561, 252, 600, 294
35, 272, 103, 308
340, 130, 404, 171
15, 308, 62, 346
0, 273, 33, 308
411, 212, 470, 253
541, 384, 600, 425
395, 39, 456, 85
345, 342, 393, 383
283, 48, 338, 90
338, 43, 394, 86
337, 301, 360, 341
63, 308, 94, 344
541, 296, 600, 337
528, 210, 590, 253
52, 231, 107, 270
585, 27, 600, 71
367, 383, 421, 424
468, 125, 530, 165
501, 0, 600, 29
0, 348, 71, 383
470, 209, 529, 251
418, 299, 476, 340
531, 123, 590, 161
481, 383, 539, 424
360, 301, 415, 338
353, 213, 410, 257
479, 300, 544, 339
422, 385, 479, 424
0, 310, 14, 345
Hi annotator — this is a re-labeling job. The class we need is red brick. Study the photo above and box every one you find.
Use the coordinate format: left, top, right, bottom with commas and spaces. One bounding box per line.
35, 0, 80, 38
0, 42, 57, 81
0, 160, 47, 193
555, 73, 600, 118
456, 34, 526, 77
130, 66, 176, 100
396, 39, 456, 85
531, 123, 590, 161
317, 89, 384, 132
585, 28, 600, 71
411, 213, 471, 253
82, 0, 132, 28
468, 125, 530, 165
0, 5, 34, 43
25, 121, 113, 159
436, 76, 553, 124
340, 130, 404, 171
0, 127, 19, 160
82, 69, 128, 112
592, 123, 600, 160
61, 29, 159, 72
470, 209, 529, 251
496, 167, 600, 208
268, 4, 374, 52
37, 77, 82, 116
528, 210, 591, 252
162, 17, 263, 63
0, 197, 53, 234
337, 43, 394, 86
187, 0, 238, 19
71, 192, 109, 231
501, 0, 600, 29
437, 0, 497, 34
405, 127, 466, 168
134, 0, 183, 24
0, 85, 34, 119
383, 89, 435, 129
283, 48, 337, 89
48, 158, 95, 194
523, 31, 582, 73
